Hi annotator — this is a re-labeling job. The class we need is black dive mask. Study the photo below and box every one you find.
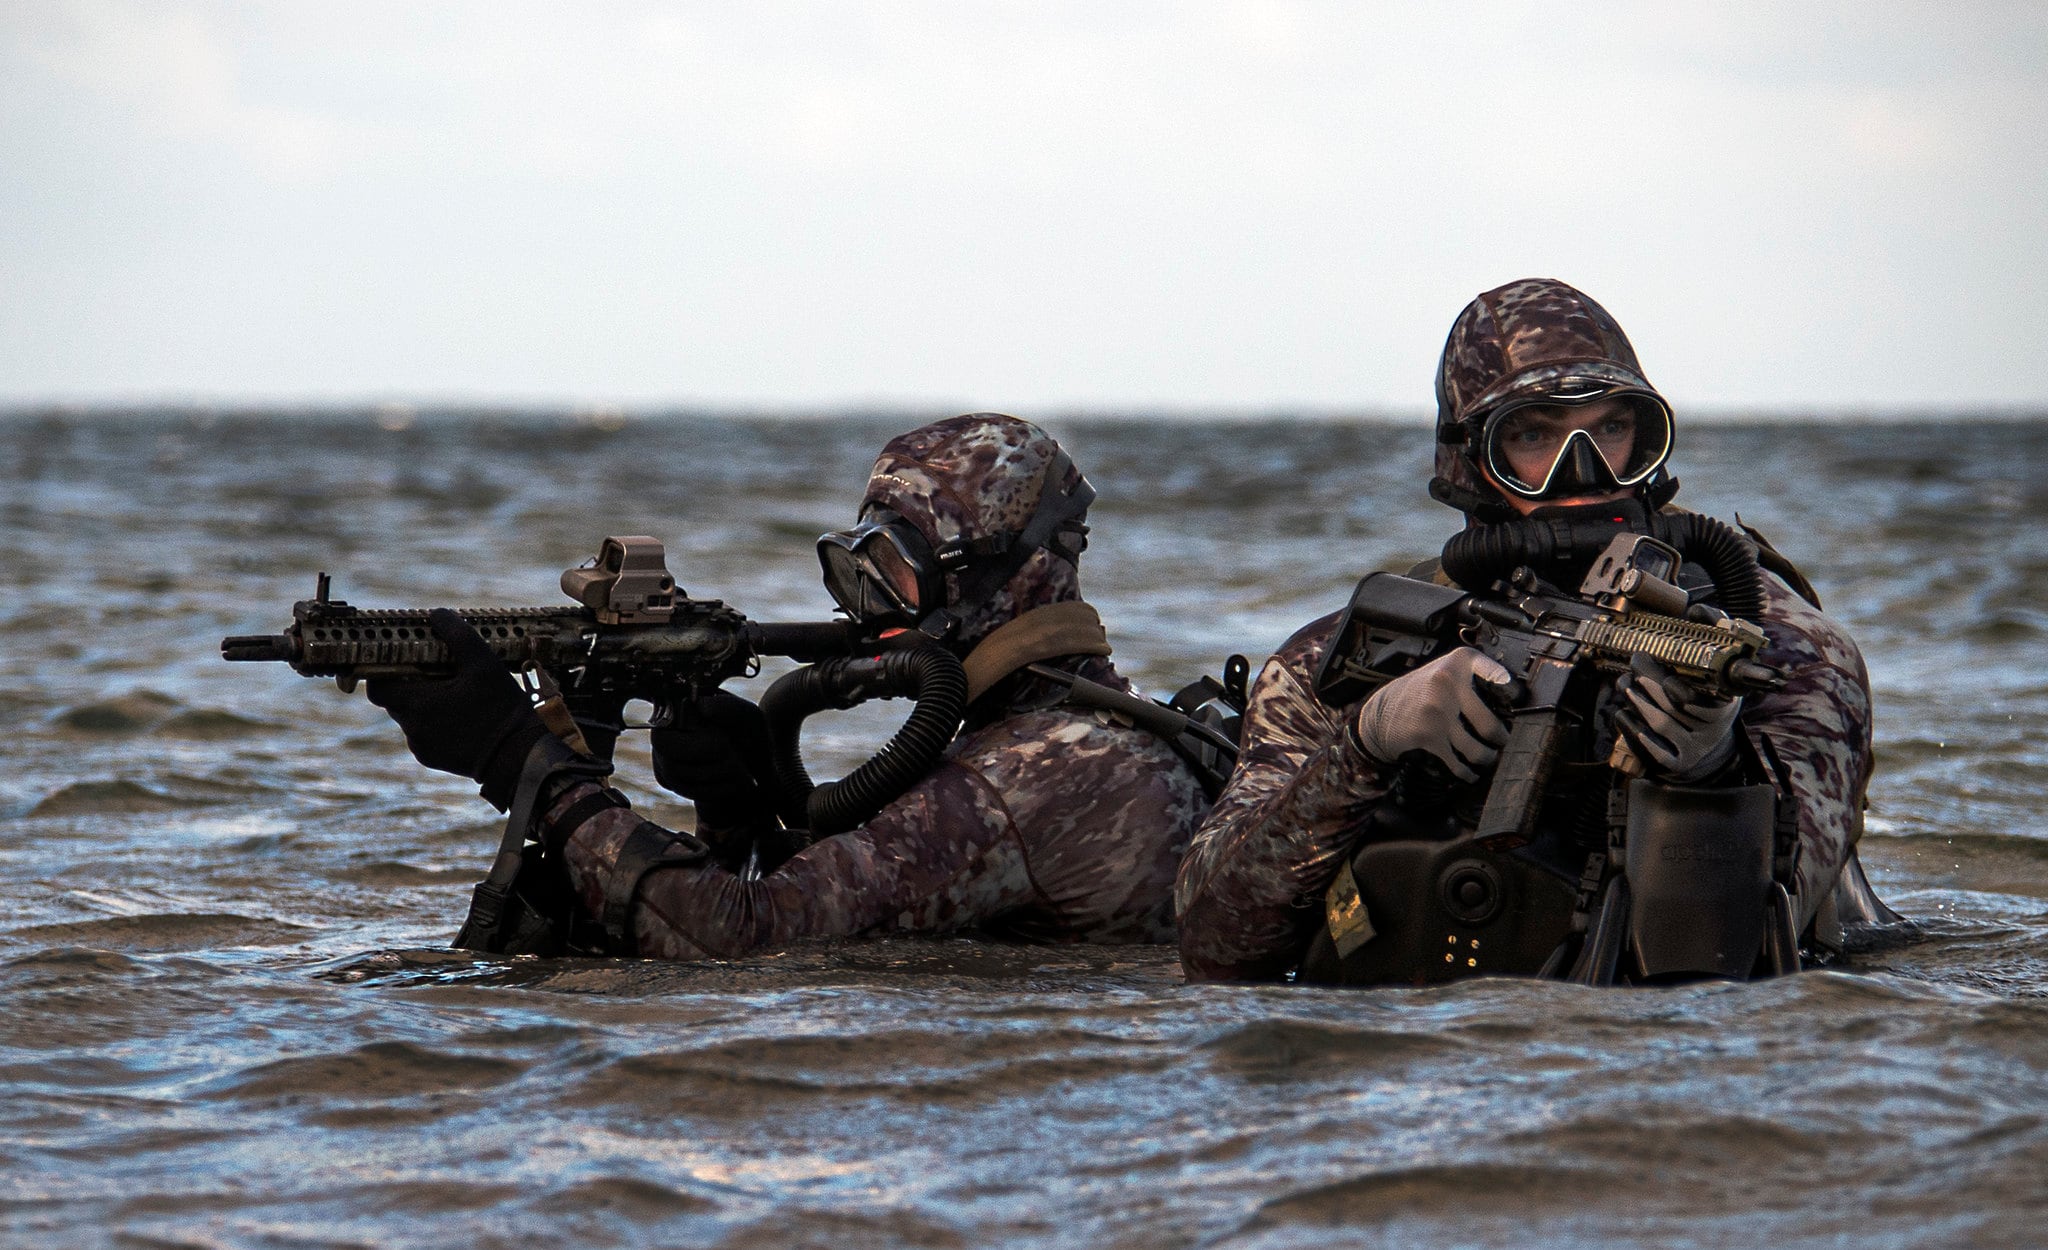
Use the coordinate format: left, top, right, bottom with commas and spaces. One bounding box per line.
1479, 385, 1673, 502
818, 450, 1097, 634
817, 510, 942, 626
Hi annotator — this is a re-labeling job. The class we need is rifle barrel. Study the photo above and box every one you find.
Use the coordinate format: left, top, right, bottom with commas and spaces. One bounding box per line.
222, 635, 296, 663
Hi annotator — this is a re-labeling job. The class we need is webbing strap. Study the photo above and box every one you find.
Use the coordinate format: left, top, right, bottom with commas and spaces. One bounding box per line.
601, 823, 708, 957
454, 737, 613, 952
959, 601, 1111, 703
457, 739, 578, 950
545, 789, 626, 856
1734, 514, 1823, 610
947, 450, 1094, 609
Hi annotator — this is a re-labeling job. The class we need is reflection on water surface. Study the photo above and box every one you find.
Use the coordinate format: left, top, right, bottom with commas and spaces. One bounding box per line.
2, 412, 2045, 1248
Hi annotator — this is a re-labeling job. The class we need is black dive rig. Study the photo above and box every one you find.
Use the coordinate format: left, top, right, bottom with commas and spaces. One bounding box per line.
1299, 514, 1884, 986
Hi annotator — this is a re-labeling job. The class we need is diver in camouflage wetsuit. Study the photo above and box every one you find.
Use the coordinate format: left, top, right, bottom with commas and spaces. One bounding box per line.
371, 415, 1206, 958
1176, 278, 1879, 983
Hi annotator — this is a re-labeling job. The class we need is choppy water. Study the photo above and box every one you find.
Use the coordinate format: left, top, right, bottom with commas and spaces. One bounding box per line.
3, 411, 2045, 1249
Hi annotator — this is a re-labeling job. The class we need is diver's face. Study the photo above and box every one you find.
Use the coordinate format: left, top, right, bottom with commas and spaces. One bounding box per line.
1485, 397, 1639, 515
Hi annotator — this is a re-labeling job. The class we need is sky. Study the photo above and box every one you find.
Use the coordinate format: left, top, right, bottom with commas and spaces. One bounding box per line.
2, 1, 2045, 414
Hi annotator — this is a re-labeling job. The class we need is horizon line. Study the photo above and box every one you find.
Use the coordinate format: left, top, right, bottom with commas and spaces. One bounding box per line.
2, 399, 2044, 427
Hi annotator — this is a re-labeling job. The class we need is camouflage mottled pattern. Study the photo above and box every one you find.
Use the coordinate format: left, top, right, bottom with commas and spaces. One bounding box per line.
1173, 613, 1389, 982
861, 413, 1087, 647
1433, 278, 1666, 506
1187, 561, 1875, 979
1175, 567, 1874, 982
549, 669, 1204, 958
529, 413, 1204, 959
1746, 568, 1875, 910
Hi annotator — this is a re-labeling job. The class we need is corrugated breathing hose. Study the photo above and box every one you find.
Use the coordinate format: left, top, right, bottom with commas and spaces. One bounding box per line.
1440, 509, 1765, 621
758, 645, 969, 837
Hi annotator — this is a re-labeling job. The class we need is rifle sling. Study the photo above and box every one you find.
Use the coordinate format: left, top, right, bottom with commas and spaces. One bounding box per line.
457, 739, 580, 950
455, 737, 613, 953
1021, 662, 1236, 757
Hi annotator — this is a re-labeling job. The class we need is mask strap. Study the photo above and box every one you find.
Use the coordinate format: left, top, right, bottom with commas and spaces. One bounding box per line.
941, 450, 1095, 612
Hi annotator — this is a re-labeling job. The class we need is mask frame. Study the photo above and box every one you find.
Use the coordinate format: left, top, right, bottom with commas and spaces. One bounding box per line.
816, 510, 943, 626
1478, 385, 1674, 502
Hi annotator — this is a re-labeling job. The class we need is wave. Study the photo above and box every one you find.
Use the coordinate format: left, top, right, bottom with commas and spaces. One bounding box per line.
7, 913, 305, 952
50, 692, 179, 735
205, 1039, 527, 1102
560, 1024, 1174, 1113
154, 708, 278, 739
1196, 1018, 1466, 1077
28, 779, 225, 816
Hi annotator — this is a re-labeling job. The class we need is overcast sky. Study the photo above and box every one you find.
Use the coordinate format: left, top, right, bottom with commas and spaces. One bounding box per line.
2, 2, 2044, 413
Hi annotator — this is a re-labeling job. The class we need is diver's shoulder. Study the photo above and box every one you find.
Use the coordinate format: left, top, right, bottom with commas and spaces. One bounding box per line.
1274, 607, 1345, 674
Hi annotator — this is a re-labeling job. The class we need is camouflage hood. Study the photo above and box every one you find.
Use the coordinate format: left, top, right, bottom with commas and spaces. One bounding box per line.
1431, 278, 1673, 517
860, 413, 1091, 648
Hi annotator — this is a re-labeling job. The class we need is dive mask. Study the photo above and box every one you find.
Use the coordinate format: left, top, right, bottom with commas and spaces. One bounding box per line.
817, 510, 944, 625
1479, 384, 1673, 501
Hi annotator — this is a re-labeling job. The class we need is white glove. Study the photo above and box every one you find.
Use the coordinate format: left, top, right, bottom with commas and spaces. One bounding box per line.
1615, 655, 1742, 783
1353, 646, 1513, 784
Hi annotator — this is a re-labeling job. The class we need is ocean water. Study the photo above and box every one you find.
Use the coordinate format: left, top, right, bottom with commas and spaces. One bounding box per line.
1, 411, 2044, 1249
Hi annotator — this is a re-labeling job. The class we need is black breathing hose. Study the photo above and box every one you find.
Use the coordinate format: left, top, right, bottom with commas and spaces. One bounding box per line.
1651, 512, 1765, 621
758, 645, 969, 837
1439, 509, 1765, 621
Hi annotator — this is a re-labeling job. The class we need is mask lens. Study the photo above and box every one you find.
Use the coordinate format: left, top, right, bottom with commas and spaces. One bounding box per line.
1611, 395, 1672, 484
818, 542, 871, 616
863, 536, 923, 614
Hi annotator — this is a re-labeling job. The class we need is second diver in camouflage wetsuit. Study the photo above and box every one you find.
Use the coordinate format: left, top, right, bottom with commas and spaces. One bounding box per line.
1176, 278, 1885, 984
370, 415, 1208, 958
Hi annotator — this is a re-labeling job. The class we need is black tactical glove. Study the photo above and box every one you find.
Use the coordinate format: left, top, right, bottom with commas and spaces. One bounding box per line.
650, 691, 780, 833
1613, 654, 1742, 783
365, 608, 550, 811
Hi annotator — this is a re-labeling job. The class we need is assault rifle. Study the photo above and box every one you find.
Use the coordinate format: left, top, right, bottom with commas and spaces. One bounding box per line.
223, 535, 869, 751
1313, 532, 1787, 851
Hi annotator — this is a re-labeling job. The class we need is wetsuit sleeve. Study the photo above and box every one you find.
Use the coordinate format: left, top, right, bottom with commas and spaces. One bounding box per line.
1744, 571, 1876, 927
1174, 621, 1394, 982
545, 758, 1039, 961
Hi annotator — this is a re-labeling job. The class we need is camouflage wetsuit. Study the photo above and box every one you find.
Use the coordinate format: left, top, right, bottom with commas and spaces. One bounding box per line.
1175, 279, 1876, 982
539, 416, 1206, 958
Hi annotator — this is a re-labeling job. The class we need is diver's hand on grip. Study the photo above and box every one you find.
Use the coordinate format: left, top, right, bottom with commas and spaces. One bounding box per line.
1352, 646, 1513, 784
1614, 654, 1741, 783
651, 691, 780, 831
364, 609, 548, 810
